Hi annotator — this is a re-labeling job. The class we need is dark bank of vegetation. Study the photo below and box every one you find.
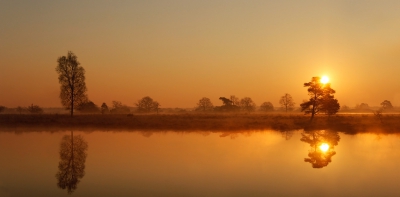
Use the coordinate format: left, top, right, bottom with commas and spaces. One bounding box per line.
1, 113, 399, 134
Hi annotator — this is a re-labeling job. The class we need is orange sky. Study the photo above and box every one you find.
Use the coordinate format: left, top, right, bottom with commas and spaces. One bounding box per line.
1, 1, 400, 108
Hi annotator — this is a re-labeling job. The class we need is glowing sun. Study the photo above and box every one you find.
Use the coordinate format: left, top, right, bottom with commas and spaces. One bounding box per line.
319, 143, 330, 152
321, 76, 329, 84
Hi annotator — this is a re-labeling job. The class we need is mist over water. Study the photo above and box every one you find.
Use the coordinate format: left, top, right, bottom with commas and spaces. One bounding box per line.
0, 129, 399, 197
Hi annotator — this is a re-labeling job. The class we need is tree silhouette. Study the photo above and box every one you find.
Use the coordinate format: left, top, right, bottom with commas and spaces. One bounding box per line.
56, 51, 88, 117
56, 131, 88, 194
320, 94, 340, 116
341, 105, 350, 111
216, 97, 240, 112
300, 77, 339, 120
0, 106, 6, 113
16, 106, 26, 114
260, 102, 274, 112
300, 130, 340, 168
77, 101, 99, 113
27, 104, 43, 114
230, 95, 240, 106
219, 97, 233, 106
196, 97, 214, 112
381, 100, 393, 110
152, 101, 160, 114
239, 97, 256, 112
355, 103, 369, 110
110, 101, 130, 114
100, 103, 109, 114
136, 96, 160, 113
279, 93, 295, 112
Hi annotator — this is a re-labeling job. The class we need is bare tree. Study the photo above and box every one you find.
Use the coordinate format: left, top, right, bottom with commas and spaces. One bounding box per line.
27, 104, 43, 114
300, 77, 339, 120
239, 97, 256, 112
16, 106, 26, 114
56, 51, 88, 117
196, 97, 214, 112
279, 93, 295, 112
260, 102, 274, 112
374, 109, 383, 124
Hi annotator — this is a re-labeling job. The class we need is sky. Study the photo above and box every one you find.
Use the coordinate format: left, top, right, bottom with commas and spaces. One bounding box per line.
1, 0, 400, 108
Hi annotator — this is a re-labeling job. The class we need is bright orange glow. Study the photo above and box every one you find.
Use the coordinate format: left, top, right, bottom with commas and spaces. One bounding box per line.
319, 143, 330, 152
321, 76, 329, 84
1, 1, 400, 108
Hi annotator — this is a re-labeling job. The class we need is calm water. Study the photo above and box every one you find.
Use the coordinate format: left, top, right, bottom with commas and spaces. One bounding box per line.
1, 129, 400, 197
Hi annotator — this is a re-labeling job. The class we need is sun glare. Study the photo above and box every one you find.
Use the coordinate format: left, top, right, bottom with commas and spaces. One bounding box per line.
321, 76, 329, 84
319, 143, 330, 152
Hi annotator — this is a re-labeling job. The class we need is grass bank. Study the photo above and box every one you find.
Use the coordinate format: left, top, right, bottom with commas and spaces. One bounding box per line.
1, 113, 399, 134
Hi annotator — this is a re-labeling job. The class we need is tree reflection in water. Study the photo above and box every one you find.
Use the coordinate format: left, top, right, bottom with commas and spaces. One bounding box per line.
281, 130, 294, 140
56, 131, 88, 194
300, 130, 340, 168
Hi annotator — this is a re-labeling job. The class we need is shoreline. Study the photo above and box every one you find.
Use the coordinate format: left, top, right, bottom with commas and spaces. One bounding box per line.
1, 113, 399, 134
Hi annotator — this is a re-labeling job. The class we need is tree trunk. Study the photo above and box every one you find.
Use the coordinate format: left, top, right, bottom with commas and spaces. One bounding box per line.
71, 87, 74, 117
310, 111, 315, 121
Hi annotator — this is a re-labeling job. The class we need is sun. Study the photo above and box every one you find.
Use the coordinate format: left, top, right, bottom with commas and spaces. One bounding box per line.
320, 76, 329, 84
319, 143, 330, 152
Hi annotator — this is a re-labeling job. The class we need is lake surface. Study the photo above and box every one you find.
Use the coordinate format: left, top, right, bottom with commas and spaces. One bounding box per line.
1, 129, 400, 197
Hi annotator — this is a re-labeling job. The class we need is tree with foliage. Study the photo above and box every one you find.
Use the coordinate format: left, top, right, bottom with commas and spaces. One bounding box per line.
110, 101, 130, 114
152, 101, 160, 114
300, 77, 339, 120
301, 129, 340, 168
355, 103, 369, 111
100, 103, 109, 114
320, 94, 340, 116
381, 100, 393, 110
215, 97, 240, 112
27, 104, 43, 114
77, 101, 99, 113
260, 102, 274, 112
136, 96, 160, 113
340, 105, 350, 111
196, 97, 214, 112
239, 97, 256, 112
219, 97, 233, 106
279, 93, 295, 112
230, 95, 240, 106
0, 106, 6, 113
56, 131, 88, 194
56, 51, 88, 117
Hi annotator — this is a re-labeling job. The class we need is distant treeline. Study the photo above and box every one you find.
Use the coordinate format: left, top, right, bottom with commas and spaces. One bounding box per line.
0, 98, 399, 115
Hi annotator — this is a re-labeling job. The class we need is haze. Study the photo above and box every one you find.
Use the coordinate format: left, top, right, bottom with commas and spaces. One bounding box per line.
1, 0, 400, 108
